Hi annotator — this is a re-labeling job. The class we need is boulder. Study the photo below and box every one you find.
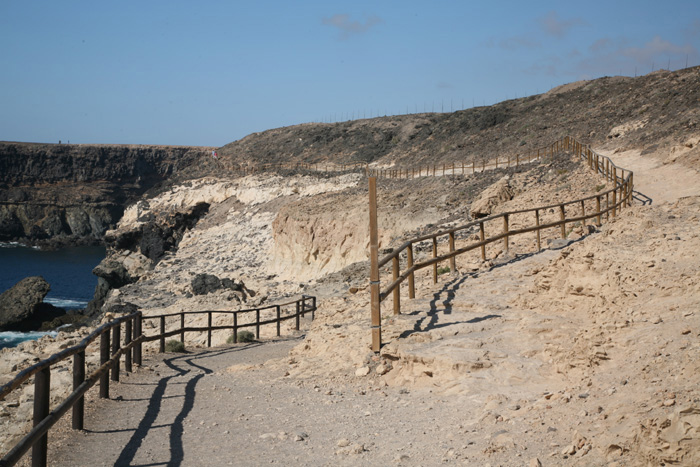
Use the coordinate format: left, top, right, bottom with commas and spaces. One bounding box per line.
192, 273, 223, 295
0, 277, 67, 332
470, 175, 514, 219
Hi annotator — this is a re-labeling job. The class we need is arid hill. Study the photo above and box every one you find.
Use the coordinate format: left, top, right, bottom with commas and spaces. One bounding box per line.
216, 67, 700, 171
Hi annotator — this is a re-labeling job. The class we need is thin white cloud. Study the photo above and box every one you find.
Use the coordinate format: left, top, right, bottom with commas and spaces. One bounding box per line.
322, 14, 383, 39
539, 11, 585, 38
621, 36, 696, 63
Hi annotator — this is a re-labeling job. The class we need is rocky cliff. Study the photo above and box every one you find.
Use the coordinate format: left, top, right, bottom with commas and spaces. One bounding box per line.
0, 142, 216, 246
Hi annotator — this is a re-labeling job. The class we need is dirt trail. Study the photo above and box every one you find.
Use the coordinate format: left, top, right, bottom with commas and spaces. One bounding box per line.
599, 148, 700, 204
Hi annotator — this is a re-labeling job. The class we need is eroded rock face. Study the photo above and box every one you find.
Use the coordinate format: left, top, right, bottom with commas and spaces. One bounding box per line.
0, 142, 214, 246
0, 277, 65, 332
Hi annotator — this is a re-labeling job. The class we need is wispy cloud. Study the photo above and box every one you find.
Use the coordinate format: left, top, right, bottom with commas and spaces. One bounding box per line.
322, 14, 383, 39
538, 11, 585, 38
620, 35, 696, 63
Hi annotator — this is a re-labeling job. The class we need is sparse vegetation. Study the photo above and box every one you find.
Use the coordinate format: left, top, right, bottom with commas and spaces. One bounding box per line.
437, 265, 451, 275
227, 330, 256, 343
595, 184, 606, 192
165, 340, 186, 353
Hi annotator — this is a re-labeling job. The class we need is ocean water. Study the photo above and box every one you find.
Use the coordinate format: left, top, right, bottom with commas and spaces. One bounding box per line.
0, 243, 105, 350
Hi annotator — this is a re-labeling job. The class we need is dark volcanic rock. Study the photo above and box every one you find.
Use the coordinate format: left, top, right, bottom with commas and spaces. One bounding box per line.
192, 274, 223, 295
0, 142, 216, 246
0, 276, 66, 332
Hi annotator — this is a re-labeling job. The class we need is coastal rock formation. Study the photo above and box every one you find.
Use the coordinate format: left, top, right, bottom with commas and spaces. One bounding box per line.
0, 142, 216, 246
0, 276, 65, 331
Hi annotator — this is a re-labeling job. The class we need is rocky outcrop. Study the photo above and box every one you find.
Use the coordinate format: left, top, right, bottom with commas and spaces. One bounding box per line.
0, 277, 66, 332
0, 142, 216, 246
86, 202, 210, 315
470, 176, 514, 218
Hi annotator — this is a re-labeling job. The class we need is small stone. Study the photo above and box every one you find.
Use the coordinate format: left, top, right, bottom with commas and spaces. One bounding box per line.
337, 438, 351, 447
350, 443, 366, 454
578, 392, 589, 399
663, 399, 676, 407
508, 404, 521, 411
652, 316, 663, 324
681, 329, 691, 335
529, 458, 542, 467
561, 444, 576, 456
375, 364, 388, 375
355, 367, 370, 377
394, 454, 410, 463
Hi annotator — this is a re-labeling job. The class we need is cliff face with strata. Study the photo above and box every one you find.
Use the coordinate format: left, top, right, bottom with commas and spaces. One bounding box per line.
0, 142, 215, 246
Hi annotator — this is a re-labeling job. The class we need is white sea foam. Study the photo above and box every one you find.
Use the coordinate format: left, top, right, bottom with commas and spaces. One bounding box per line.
44, 297, 88, 309
0, 330, 58, 350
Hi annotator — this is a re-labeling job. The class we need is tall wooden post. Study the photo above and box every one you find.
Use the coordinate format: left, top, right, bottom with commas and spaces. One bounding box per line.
392, 256, 400, 315
559, 205, 567, 238
124, 319, 132, 373
33, 367, 50, 467
479, 222, 486, 260
432, 237, 438, 284
72, 350, 85, 430
369, 177, 381, 353
503, 214, 510, 252
535, 210, 541, 250
134, 313, 142, 367
99, 331, 110, 399
448, 232, 456, 272
407, 243, 415, 299
111, 324, 120, 382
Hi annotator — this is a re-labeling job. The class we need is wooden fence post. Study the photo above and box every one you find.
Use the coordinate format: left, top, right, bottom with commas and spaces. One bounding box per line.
535, 210, 541, 250
432, 237, 438, 284
407, 243, 415, 299
72, 350, 85, 430
612, 188, 617, 218
124, 319, 132, 373
295, 301, 300, 330
207, 312, 212, 347
559, 205, 567, 238
479, 221, 486, 260
596, 196, 602, 226
369, 177, 381, 352
580, 200, 586, 229
502, 214, 510, 252
449, 232, 456, 272
180, 313, 185, 343
276, 306, 281, 336
392, 256, 400, 315
100, 331, 110, 399
134, 313, 142, 367
33, 367, 50, 467
256, 309, 261, 339
159, 316, 165, 353
233, 313, 238, 343
111, 324, 120, 382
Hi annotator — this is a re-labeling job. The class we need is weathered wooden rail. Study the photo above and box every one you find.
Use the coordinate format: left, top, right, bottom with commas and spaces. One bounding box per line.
0, 295, 315, 467
367, 136, 634, 351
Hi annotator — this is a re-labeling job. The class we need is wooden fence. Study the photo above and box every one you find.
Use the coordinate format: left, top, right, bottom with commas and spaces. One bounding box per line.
0, 296, 316, 467
225, 139, 563, 178
368, 136, 634, 351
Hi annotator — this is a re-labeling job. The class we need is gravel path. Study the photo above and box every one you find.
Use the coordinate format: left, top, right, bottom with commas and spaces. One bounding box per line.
45, 337, 480, 467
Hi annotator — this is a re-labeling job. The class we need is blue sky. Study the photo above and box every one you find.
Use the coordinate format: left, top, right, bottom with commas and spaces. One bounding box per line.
1, 1, 698, 147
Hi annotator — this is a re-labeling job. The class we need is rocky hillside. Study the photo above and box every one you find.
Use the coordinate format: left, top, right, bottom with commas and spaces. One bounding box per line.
216, 67, 700, 172
0, 142, 215, 246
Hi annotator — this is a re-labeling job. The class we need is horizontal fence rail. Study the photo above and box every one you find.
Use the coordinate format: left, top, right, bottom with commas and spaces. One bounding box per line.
367, 136, 634, 351
0, 296, 316, 467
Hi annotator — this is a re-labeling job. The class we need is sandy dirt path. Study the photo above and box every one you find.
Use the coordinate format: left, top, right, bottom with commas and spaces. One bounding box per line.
598, 148, 700, 204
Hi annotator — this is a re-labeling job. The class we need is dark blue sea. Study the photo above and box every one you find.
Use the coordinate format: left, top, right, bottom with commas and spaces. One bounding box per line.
0, 243, 105, 350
